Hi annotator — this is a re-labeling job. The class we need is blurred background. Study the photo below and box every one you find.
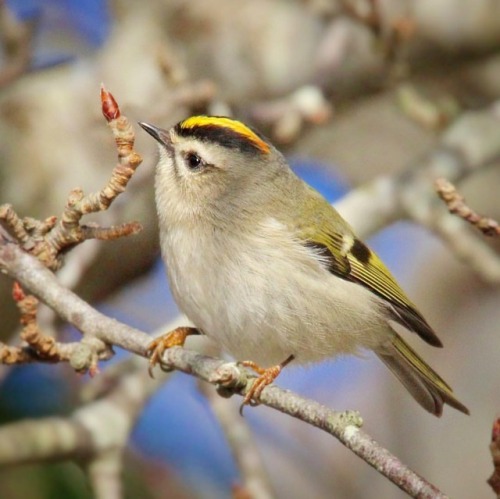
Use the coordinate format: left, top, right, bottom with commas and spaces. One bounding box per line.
0, 0, 499, 498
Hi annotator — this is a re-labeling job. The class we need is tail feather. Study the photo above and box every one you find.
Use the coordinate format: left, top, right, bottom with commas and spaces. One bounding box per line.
377, 333, 469, 417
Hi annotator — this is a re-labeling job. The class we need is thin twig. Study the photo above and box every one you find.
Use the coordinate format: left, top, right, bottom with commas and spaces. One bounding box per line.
488, 418, 500, 497
13, 281, 66, 362
0, 342, 35, 364
0, 279, 108, 372
0, 237, 447, 498
435, 178, 500, 237
0, 86, 143, 270
42, 86, 143, 264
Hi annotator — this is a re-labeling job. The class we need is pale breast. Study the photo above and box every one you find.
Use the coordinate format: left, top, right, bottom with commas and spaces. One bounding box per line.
161, 218, 389, 366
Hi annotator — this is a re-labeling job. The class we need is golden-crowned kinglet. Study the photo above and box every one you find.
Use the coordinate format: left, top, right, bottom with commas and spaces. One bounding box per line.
139, 116, 468, 417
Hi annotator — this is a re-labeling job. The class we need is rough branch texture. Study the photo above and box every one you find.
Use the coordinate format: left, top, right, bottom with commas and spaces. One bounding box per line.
0, 85, 142, 272
435, 177, 500, 237
1, 3, 499, 496
0, 234, 447, 498
1, 87, 496, 497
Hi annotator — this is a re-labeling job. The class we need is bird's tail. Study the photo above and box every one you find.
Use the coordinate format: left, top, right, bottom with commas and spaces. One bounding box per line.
377, 333, 469, 416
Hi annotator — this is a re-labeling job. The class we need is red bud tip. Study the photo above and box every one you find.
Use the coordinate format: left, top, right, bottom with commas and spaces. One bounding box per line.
492, 418, 500, 442
100, 85, 121, 121
12, 281, 25, 301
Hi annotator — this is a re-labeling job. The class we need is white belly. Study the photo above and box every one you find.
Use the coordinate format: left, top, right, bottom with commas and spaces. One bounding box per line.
161, 219, 389, 366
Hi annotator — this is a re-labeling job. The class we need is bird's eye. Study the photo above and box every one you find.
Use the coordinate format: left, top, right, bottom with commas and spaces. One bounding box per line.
185, 152, 203, 170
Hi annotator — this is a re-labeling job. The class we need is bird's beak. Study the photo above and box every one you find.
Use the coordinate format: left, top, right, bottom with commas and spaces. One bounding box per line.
138, 122, 173, 151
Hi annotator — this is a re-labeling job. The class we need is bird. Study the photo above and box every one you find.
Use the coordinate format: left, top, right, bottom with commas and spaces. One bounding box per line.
139, 115, 469, 417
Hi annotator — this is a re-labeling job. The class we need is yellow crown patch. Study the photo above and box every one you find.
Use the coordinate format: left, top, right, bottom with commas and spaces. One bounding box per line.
178, 116, 270, 154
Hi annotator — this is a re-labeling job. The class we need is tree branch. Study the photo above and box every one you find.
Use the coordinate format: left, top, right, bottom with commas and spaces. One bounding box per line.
199, 380, 276, 499
435, 178, 500, 237
0, 358, 163, 499
0, 235, 447, 498
0, 86, 143, 271
0, 0, 33, 88
1, 86, 490, 498
335, 107, 500, 283
488, 418, 500, 497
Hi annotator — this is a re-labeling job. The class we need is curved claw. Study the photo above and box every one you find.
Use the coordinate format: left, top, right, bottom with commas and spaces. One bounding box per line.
238, 354, 295, 415
146, 326, 199, 377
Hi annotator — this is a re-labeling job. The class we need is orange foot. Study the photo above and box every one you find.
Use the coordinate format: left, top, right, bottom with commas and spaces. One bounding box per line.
147, 326, 199, 377
239, 354, 295, 414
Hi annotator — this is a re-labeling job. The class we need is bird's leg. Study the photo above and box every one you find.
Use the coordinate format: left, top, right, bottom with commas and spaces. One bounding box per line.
147, 326, 200, 377
239, 354, 295, 414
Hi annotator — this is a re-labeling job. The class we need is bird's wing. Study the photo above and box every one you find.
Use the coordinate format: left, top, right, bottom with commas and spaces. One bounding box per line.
297, 194, 442, 347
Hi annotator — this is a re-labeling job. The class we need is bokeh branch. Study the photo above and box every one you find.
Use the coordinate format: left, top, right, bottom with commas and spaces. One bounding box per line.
0, 358, 162, 499
435, 177, 500, 237
199, 380, 276, 499
335, 106, 500, 283
489, 418, 500, 497
0, 0, 33, 87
